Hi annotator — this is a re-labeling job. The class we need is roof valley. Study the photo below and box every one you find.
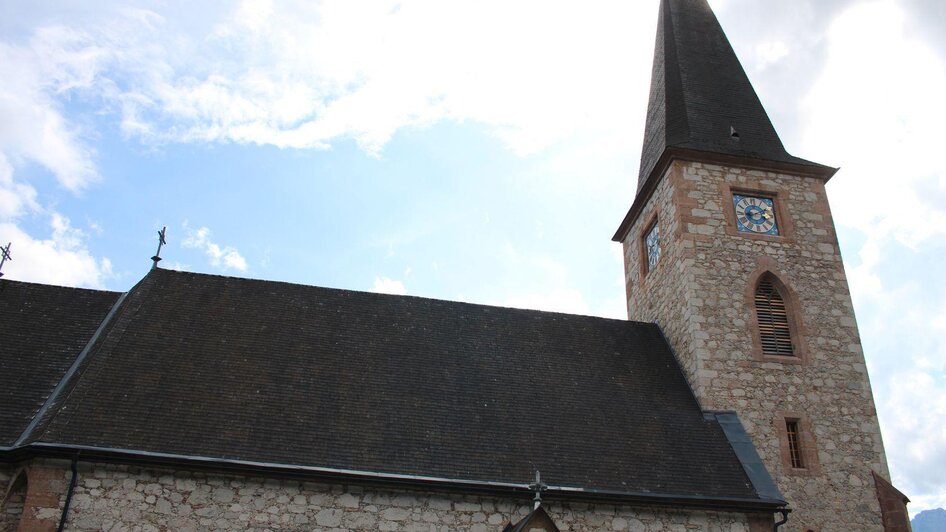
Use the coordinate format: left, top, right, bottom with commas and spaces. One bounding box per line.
0, 281, 122, 447
22, 273, 158, 445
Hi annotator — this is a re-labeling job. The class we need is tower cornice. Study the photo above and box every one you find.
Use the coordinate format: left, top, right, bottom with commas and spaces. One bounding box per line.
618, 0, 839, 243
611, 148, 837, 242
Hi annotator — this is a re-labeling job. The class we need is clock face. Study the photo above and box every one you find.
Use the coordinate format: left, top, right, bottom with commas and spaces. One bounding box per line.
645, 222, 660, 272
733, 194, 779, 235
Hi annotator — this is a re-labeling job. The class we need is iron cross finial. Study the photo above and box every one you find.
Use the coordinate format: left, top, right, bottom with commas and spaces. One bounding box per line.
151, 227, 167, 270
0, 242, 11, 278
529, 470, 547, 509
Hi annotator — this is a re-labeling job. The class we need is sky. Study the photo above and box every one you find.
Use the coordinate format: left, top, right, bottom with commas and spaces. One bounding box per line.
1, 0, 944, 516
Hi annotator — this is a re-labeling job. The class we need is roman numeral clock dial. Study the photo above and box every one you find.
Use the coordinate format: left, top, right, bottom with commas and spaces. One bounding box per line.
733, 194, 779, 235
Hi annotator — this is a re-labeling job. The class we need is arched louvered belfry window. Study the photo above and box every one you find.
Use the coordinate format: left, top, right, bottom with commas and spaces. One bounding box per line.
754, 274, 794, 356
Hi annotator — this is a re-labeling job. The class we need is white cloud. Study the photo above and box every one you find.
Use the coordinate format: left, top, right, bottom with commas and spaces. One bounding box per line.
0, 29, 104, 191
802, 0, 946, 248
371, 276, 407, 295
3, 0, 652, 159
880, 370, 946, 512
933, 313, 946, 331
0, 151, 111, 288
488, 244, 596, 316
707, 0, 733, 13
181, 224, 248, 272
493, 246, 623, 317
845, 239, 884, 301
504, 288, 590, 316
755, 40, 790, 68
0, 26, 117, 290
795, 0, 946, 510
0, 153, 40, 221
0, 216, 112, 288
162, 261, 190, 272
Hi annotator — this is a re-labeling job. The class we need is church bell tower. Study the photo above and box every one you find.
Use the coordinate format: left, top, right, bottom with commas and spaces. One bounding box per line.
613, 0, 905, 530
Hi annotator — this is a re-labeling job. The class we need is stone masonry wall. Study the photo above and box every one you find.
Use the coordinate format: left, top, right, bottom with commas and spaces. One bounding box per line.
622, 160, 890, 531
1, 461, 72, 532
622, 162, 699, 396
54, 462, 764, 531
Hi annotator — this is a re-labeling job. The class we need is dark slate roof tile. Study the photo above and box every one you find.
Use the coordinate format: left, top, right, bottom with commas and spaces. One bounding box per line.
31, 269, 760, 500
638, 0, 833, 191
0, 280, 120, 446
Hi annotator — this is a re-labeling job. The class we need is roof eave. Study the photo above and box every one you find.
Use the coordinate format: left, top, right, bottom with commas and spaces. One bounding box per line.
3, 443, 787, 512
612, 147, 839, 242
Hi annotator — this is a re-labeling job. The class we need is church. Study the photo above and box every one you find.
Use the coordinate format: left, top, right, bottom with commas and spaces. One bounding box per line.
0, 0, 911, 531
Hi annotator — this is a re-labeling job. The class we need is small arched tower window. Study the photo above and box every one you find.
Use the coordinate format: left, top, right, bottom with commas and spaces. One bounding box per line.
754, 274, 794, 356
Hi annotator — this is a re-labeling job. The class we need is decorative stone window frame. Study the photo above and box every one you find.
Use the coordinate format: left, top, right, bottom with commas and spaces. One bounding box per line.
0, 467, 26, 507
721, 183, 795, 243
639, 212, 661, 280
0, 467, 28, 529
774, 413, 821, 476
746, 259, 808, 365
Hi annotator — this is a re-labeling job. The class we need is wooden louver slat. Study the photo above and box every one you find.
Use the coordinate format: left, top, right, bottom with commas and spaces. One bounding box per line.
755, 278, 794, 356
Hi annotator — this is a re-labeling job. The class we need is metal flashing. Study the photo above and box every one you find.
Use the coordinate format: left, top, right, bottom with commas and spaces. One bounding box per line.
706, 411, 784, 503
13, 291, 129, 447
13, 442, 787, 510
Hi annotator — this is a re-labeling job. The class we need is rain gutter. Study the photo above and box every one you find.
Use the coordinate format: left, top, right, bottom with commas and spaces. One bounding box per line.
20, 442, 786, 512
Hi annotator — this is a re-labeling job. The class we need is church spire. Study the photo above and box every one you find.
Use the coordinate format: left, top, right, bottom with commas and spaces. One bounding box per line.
637, 0, 834, 193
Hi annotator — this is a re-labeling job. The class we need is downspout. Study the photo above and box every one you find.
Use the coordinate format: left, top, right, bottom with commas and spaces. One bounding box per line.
773, 509, 790, 531
57, 456, 78, 532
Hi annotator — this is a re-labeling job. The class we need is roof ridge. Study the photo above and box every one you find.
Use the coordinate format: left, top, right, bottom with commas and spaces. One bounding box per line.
20, 269, 164, 445
148, 267, 645, 325
0, 278, 120, 296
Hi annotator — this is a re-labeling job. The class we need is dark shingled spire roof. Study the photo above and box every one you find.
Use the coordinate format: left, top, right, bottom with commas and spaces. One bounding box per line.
637, 0, 833, 192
